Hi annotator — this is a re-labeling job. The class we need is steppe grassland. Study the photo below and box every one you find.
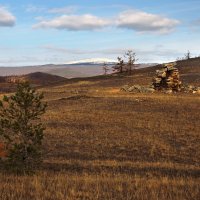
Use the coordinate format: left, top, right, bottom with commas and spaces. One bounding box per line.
1, 76, 200, 200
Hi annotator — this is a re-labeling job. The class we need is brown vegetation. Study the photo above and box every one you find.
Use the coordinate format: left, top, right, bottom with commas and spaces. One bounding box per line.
0, 143, 6, 158
0, 59, 200, 199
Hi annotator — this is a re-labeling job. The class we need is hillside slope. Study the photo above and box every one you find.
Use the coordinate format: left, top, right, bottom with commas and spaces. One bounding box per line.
0, 72, 67, 92
121, 57, 200, 87
0, 57, 199, 93
0, 58, 200, 200
23, 72, 67, 85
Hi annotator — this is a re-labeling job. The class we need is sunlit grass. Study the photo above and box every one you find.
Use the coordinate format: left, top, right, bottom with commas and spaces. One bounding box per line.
0, 71, 200, 199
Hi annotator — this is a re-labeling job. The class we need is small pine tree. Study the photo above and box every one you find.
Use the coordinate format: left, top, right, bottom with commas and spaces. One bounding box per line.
0, 82, 47, 173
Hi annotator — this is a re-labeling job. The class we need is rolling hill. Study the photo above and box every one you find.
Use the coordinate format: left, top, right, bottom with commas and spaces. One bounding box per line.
0, 57, 199, 93
0, 72, 67, 92
0, 57, 200, 200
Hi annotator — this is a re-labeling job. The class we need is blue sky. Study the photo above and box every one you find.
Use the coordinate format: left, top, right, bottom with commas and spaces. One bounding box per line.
0, 0, 200, 66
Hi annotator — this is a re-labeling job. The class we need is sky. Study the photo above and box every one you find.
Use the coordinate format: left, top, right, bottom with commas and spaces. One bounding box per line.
0, 0, 200, 66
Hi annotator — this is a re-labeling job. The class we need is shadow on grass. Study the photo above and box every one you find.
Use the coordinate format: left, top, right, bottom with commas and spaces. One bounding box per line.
42, 161, 200, 178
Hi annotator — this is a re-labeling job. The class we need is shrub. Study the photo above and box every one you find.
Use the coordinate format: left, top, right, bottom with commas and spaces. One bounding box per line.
0, 82, 47, 173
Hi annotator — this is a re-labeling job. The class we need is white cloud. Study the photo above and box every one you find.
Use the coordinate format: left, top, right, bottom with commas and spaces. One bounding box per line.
43, 45, 87, 54
48, 6, 78, 14
0, 7, 16, 27
43, 45, 185, 58
33, 14, 110, 31
42, 45, 129, 55
116, 10, 180, 34
26, 5, 77, 14
33, 9, 180, 34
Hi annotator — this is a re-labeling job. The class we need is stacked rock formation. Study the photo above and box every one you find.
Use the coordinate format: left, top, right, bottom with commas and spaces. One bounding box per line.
121, 61, 200, 94
153, 62, 182, 92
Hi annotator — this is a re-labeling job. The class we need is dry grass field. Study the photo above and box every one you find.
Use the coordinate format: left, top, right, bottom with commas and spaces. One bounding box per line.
0, 60, 200, 199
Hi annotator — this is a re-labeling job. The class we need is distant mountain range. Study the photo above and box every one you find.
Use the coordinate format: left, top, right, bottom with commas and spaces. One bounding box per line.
1, 57, 200, 93
65, 58, 117, 65
0, 58, 158, 78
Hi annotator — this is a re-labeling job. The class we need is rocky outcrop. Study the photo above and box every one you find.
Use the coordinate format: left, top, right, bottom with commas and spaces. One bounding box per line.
153, 62, 182, 92
121, 62, 200, 94
121, 85, 155, 93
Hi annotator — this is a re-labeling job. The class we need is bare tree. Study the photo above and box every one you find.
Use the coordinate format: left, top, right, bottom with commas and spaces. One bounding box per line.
124, 50, 137, 74
185, 50, 191, 60
113, 57, 124, 73
102, 62, 109, 75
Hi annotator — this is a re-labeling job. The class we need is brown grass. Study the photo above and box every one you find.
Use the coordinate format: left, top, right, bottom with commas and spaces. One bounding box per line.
0, 69, 200, 199
0, 173, 199, 200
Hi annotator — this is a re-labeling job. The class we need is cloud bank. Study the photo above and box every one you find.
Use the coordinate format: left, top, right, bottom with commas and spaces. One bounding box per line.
33, 9, 180, 34
0, 7, 16, 27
